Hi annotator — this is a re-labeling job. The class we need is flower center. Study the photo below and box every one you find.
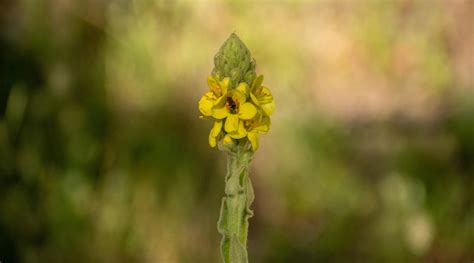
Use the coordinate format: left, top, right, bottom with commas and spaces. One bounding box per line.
226, 97, 239, 114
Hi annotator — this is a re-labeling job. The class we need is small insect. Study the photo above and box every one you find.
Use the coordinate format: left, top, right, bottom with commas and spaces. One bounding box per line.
226, 97, 238, 114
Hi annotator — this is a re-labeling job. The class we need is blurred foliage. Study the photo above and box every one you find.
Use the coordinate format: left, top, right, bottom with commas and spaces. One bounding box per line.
0, 0, 473, 262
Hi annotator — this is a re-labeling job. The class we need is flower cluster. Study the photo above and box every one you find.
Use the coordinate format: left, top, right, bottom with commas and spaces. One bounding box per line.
199, 74, 275, 151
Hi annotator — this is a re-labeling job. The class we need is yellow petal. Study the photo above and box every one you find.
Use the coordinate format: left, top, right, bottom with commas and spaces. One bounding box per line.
229, 120, 247, 139
198, 95, 214, 116
207, 76, 221, 96
211, 120, 223, 137
258, 87, 273, 104
214, 94, 227, 107
212, 107, 228, 119
220, 77, 230, 94
222, 134, 234, 147
230, 90, 246, 104
261, 87, 272, 96
208, 131, 217, 147
224, 114, 239, 133
239, 102, 257, 120
247, 131, 259, 151
207, 76, 217, 88
254, 116, 270, 134
262, 100, 275, 116
236, 82, 249, 96
250, 93, 260, 106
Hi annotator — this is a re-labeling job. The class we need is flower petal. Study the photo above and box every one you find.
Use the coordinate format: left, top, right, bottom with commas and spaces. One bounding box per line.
220, 77, 230, 94
258, 87, 273, 104
261, 100, 275, 116
198, 94, 214, 116
254, 116, 270, 134
207, 76, 217, 88
247, 131, 259, 151
211, 120, 223, 137
207, 76, 221, 96
261, 86, 272, 96
225, 114, 239, 133
214, 94, 227, 107
250, 93, 260, 106
230, 90, 247, 104
212, 107, 228, 119
229, 120, 247, 139
236, 82, 249, 96
239, 102, 257, 120
222, 134, 234, 147
208, 130, 217, 147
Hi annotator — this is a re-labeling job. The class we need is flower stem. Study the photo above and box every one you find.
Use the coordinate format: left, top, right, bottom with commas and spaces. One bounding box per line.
217, 147, 254, 263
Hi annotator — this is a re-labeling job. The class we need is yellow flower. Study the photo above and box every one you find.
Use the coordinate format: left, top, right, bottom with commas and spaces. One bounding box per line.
198, 76, 230, 117
245, 114, 271, 151
250, 75, 275, 116
198, 73, 274, 151
212, 82, 257, 139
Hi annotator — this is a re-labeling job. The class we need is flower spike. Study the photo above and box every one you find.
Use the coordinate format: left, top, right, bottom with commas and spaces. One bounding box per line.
197, 33, 275, 263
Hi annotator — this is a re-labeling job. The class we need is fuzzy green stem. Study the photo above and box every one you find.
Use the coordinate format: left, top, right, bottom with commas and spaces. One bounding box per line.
217, 147, 254, 263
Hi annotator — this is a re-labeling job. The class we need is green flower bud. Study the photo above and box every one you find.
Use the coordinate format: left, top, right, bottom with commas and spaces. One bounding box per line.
212, 33, 256, 89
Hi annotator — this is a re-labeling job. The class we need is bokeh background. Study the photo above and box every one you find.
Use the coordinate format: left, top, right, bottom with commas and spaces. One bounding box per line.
1, 0, 473, 262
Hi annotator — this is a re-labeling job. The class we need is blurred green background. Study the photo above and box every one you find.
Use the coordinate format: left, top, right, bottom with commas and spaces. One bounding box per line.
1, 0, 473, 262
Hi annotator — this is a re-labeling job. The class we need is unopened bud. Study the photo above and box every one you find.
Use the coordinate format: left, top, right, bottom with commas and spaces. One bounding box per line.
212, 33, 256, 89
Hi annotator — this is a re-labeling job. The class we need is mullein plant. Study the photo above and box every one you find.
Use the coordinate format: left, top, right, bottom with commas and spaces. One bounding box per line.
198, 33, 275, 263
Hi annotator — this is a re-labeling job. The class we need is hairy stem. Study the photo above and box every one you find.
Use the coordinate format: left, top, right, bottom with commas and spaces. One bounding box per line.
217, 147, 254, 263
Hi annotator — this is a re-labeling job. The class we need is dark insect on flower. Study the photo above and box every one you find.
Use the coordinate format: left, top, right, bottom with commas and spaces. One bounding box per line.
226, 97, 238, 114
